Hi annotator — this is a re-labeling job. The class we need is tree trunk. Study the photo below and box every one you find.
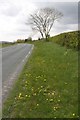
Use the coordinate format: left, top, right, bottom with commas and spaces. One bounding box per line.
45, 33, 49, 42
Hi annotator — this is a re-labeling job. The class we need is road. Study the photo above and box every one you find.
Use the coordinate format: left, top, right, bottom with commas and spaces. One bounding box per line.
2, 43, 33, 102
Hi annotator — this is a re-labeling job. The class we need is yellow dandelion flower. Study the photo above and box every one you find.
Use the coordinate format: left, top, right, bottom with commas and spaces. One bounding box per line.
36, 104, 39, 106
19, 93, 21, 96
33, 93, 36, 96
58, 99, 60, 102
53, 107, 56, 111
25, 81, 27, 83
52, 92, 54, 95
50, 99, 53, 102
54, 117, 56, 118
44, 79, 46, 82
41, 86, 43, 88
48, 93, 50, 95
72, 113, 75, 116
19, 93, 22, 98
46, 98, 48, 101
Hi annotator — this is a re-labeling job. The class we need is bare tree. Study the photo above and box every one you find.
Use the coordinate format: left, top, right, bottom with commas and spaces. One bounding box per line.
27, 7, 63, 41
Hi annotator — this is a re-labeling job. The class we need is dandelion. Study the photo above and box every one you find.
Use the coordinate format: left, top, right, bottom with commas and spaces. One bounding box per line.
53, 107, 56, 111
48, 93, 50, 95
36, 104, 39, 106
46, 98, 48, 101
54, 117, 56, 118
41, 86, 43, 88
33, 93, 36, 96
44, 79, 46, 82
25, 81, 28, 83
65, 82, 67, 85
52, 92, 54, 95
72, 113, 75, 116
19, 93, 22, 98
25, 95, 28, 97
50, 99, 53, 102
58, 99, 60, 102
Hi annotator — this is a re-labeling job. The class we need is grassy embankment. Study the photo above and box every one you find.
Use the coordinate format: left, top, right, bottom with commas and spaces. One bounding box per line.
3, 31, 78, 118
50, 31, 79, 50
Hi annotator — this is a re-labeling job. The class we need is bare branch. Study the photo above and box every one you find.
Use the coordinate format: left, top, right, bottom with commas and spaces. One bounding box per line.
27, 7, 63, 40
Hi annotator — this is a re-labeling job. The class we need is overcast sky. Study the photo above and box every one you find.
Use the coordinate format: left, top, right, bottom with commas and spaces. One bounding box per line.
0, 0, 78, 42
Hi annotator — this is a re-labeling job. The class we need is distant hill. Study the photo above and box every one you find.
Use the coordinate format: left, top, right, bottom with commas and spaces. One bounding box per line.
50, 31, 79, 50
0, 41, 12, 44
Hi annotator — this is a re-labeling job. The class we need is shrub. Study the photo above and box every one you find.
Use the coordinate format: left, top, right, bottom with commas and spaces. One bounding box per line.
52, 31, 79, 50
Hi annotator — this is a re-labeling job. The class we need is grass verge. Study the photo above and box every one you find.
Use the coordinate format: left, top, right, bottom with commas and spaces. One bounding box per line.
3, 41, 78, 118
0, 43, 2, 48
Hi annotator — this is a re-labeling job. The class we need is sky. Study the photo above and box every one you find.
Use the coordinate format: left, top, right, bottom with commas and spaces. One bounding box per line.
0, 0, 78, 42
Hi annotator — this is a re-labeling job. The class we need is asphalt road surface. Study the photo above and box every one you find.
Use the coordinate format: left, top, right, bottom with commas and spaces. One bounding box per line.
2, 43, 33, 102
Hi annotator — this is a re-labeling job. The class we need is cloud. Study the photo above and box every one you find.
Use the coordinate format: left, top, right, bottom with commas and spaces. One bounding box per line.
0, 0, 37, 41
32, 2, 78, 38
0, 0, 78, 41
0, 2, 20, 17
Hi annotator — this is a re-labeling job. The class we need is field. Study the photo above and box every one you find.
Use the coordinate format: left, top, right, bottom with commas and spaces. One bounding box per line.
3, 41, 78, 118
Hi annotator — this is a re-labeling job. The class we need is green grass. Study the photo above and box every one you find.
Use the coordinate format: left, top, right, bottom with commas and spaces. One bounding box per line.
49, 31, 79, 50
0, 43, 2, 48
3, 41, 78, 118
